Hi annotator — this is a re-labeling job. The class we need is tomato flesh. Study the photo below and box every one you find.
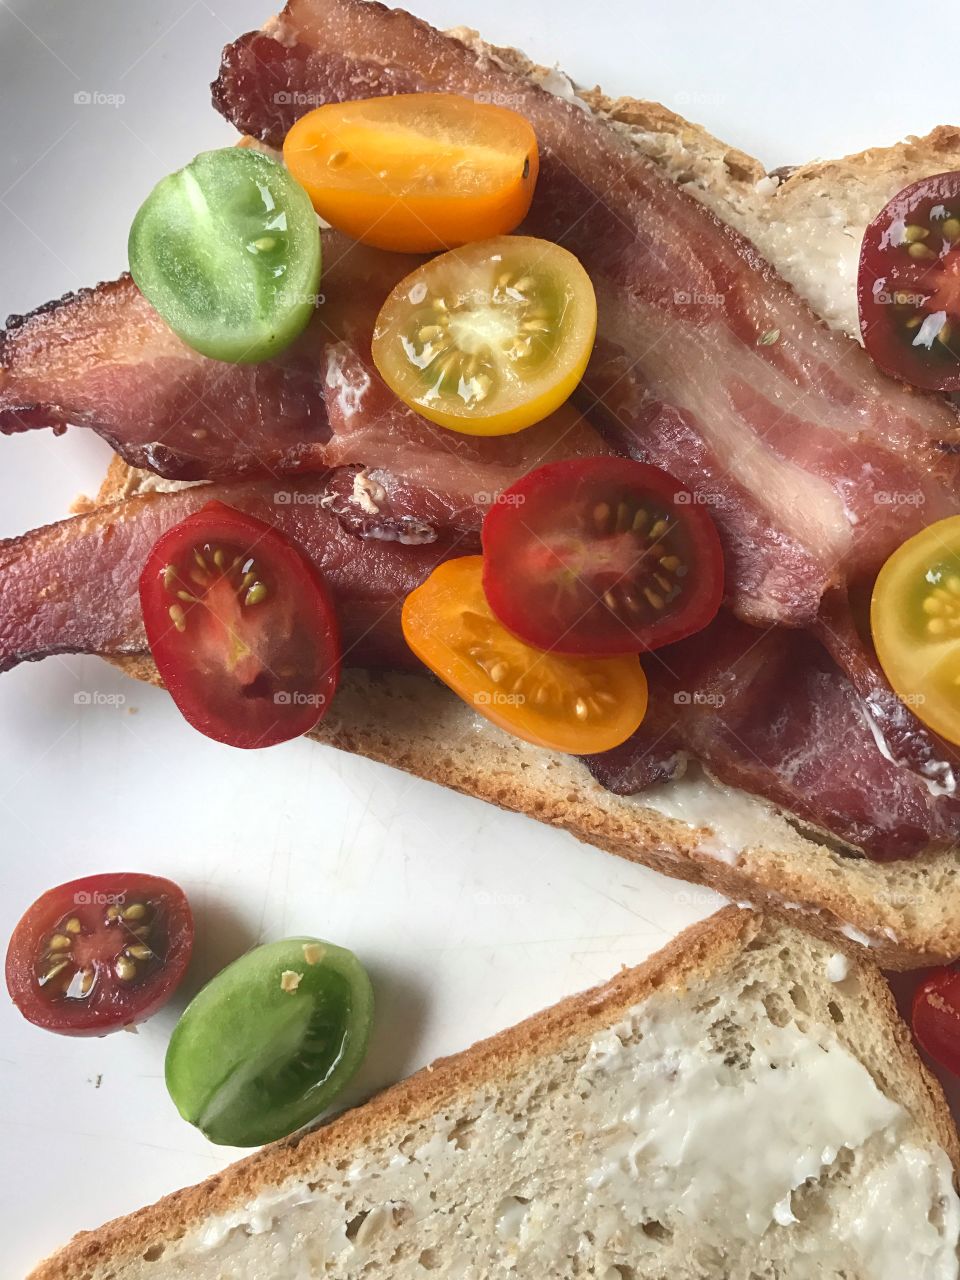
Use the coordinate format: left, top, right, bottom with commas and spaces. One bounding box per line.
139, 502, 341, 748
283, 94, 539, 253
858, 170, 960, 389
912, 968, 960, 1075
5, 874, 193, 1036
402, 555, 647, 753
871, 514, 960, 746
129, 148, 322, 363
372, 235, 597, 435
166, 937, 373, 1146
482, 458, 724, 656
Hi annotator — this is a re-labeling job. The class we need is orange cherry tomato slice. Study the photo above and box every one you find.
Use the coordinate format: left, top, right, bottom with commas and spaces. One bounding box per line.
402, 556, 647, 753
871, 514, 960, 746
372, 236, 597, 435
283, 93, 539, 253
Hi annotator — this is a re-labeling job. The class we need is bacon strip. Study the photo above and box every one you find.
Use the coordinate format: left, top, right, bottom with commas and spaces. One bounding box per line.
211, 0, 960, 628
583, 614, 960, 862
0, 233, 608, 488
0, 474, 476, 675
0, 233, 403, 480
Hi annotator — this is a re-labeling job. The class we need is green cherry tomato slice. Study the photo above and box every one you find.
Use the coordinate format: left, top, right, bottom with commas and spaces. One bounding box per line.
129, 148, 321, 363
165, 937, 373, 1147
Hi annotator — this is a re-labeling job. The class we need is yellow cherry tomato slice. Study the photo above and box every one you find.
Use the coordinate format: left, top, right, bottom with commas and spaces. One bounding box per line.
283, 94, 539, 253
402, 556, 647, 753
872, 515, 960, 745
372, 236, 597, 435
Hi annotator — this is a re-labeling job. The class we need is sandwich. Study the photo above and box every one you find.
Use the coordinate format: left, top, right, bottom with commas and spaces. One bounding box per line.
3, 0, 960, 967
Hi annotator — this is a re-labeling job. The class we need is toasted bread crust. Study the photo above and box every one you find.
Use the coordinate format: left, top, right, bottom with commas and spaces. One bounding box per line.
26, 908, 960, 1279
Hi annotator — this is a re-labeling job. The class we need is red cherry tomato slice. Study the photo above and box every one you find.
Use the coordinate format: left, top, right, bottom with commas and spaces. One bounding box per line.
481, 458, 724, 656
139, 502, 341, 748
858, 171, 960, 390
5, 873, 193, 1037
912, 967, 960, 1075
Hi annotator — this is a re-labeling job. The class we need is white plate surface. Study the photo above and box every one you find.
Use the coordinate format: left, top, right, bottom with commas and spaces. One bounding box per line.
1, 1, 959, 1273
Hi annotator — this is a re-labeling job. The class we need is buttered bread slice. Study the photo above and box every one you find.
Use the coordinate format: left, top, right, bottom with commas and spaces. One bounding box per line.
28, 911, 960, 1280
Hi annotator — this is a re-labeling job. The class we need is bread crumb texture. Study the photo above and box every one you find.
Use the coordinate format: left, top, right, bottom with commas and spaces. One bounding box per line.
29, 913, 960, 1280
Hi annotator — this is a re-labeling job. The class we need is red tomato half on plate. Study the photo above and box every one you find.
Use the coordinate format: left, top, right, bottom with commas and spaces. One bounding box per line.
139, 502, 341, 748
5, 873, 193, 1036
481, 457, 724, 656
858, 171, 960, 390
912, 967, 960, 1075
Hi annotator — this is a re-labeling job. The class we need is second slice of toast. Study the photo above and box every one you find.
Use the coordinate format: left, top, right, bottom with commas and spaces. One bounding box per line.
26, 910, 960, 1279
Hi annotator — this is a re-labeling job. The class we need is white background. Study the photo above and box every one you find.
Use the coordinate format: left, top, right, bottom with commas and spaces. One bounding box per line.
1, 1, 959, 1274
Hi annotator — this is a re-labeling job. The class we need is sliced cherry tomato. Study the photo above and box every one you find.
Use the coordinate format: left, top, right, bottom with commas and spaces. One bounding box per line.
165, 937, 373, 1146
5, 874, 193, 1037
912, 967, 960, 1075
402, 555, 647, 752
129, 148, 321, 363
858, 171, 960, 389
372, 235, 596, 435
871, 514, 960, 746
481, 458, 724, 656
283, 94, 539, 253
139, 502, 340, 749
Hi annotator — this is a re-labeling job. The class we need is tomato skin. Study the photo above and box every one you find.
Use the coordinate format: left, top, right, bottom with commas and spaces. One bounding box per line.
283, 94, 539, 253
166, 937, 373, 1146
140, 502, 341, 749
912, 968, 960, 1075
871, 514, 960, 747
402, 555, 647, 753
482, 458, 724, 656
5, 874, 193, 1037
858, 170, 960, 390
372, 235, 597, 435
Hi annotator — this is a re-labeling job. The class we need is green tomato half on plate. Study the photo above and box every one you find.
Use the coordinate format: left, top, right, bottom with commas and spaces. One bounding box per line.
165, 936, 373, 1147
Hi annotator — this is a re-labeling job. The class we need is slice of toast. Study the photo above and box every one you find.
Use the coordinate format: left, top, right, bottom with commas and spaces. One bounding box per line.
90, 39, 960, 970
26, 910, 960, 1279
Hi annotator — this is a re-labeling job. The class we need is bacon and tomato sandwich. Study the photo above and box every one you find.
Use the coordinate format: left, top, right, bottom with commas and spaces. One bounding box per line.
5, 0, 960, 966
